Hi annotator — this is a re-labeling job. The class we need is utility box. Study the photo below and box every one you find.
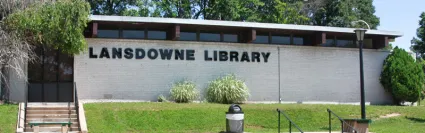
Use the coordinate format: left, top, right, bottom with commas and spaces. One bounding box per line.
226, 104, 244, 133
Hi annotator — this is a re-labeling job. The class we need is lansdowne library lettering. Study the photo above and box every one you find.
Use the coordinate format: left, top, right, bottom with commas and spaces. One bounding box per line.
89, 47, 271, 63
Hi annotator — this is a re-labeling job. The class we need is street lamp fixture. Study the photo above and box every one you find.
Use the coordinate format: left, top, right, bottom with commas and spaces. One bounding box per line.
354, 28, 367, 120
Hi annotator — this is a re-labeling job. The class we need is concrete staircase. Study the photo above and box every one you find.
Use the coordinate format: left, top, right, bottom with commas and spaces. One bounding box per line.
17, 102, 87, 133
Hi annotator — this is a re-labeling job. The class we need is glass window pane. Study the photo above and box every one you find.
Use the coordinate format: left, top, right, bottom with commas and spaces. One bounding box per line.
322, 38, 335, 47
293, 37, 304, 45
148, 30, 166, 40
123, 30, 144, 39
253, 35, 269, 44
200, 33, 220, 42
28, 47, 43, 82
43, 48, 58, 82
271, 36, 290, 44
98, 30, 119, 38
223, 34, 238, 43
337, 40, 356, 48
180, 32, 197, 41
58, 53, 73, 82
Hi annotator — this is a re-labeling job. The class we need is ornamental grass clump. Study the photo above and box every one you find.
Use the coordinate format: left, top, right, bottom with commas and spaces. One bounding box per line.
170, 81, 199, 103
206, 74, 249, 104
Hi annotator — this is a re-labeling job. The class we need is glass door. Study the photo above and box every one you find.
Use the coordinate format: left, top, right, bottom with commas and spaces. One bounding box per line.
28, 46, 74, 102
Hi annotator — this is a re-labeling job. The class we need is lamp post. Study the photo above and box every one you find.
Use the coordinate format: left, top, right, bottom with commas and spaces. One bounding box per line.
354, 28, 367, 120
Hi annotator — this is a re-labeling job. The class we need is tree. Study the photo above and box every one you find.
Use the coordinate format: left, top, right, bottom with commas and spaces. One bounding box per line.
411, 12, 425, 59
312, 0, 380, 29
257, 0, 309, 24
383, 43, 393, 51
194, 0, 263, 21
153, 0, 195, 18
380, 47, 425, 105
88, 0, 138, 15
1, 0, 90, 102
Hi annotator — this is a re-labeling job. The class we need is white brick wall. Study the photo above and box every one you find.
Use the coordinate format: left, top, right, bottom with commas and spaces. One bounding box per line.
74, 38, 392, 104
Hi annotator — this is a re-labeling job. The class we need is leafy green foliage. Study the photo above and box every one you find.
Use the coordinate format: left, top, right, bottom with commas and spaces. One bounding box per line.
380, 47, 425, 104
157, 94, 169, 102
411, 12, 425, 59
312, 0, 380, 29
89, 0, 138, 15
170, 81, 199, 103
5, 0, 90, 54
206, 74, 249, 104
257, 0, 309, 24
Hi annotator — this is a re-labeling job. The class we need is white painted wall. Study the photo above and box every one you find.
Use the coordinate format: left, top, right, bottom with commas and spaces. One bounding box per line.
73, 39, 392, 104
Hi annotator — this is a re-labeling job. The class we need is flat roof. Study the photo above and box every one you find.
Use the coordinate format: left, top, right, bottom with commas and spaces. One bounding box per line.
90, 15, 403, 37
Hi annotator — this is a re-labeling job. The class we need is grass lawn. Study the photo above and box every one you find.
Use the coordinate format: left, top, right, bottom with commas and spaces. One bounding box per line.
0, 104, 18, 133
84, 102, 425, 133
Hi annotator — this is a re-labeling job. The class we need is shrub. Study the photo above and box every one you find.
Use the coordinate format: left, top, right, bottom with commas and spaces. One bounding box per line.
206, 74, 250, 104
170, 81, 199, 103
157, 94, 168, 102
380, 47, 425, 104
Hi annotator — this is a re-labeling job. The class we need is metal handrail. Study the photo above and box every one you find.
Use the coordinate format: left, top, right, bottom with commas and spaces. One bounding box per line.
327, 108, 359, 133
277, 109, 303, 133
74, 82, 81, 131
24, 83, 28, 128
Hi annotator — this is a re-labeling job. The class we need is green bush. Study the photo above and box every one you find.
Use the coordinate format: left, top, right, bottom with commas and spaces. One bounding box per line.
206, 74, 250, 104
380, 47, 425, 104
170, 81, 199, 103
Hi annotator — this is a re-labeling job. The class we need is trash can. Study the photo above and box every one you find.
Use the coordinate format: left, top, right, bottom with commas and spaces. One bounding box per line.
226, 104, 244, 133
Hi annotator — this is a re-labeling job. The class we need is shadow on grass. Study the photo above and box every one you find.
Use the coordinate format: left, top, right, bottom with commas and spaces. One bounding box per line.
406, 117, 425, 123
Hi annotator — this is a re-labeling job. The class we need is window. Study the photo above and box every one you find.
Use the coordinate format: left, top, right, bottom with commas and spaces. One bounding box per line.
271, 36, 290, 45
223, 34, 238, 43
336, 39, 356, 48
98, 30, 119, 38
322, 38, 335, 47
148, 30, 166, 40
293, 37, 304, 45
123, 30, 144, 39
200, 33, 220, 42
253, 35, 269, 44
180, 32, 197, 41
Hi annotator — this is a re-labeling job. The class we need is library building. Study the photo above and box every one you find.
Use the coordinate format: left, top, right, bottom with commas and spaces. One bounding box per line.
5, 15, 403, 105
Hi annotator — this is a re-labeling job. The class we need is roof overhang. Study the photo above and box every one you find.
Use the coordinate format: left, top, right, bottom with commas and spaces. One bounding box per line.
89, 15, 403, 38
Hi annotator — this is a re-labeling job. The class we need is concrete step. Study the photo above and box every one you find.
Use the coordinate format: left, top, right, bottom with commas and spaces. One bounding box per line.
26, 110, 76, 114
23, 131, 81, 133
27, 107, 76, 110
26, 114, 77, 118
25, 123, 79, 128
26, 118, 78, 123
27, 102, 76, 107
24, 127, 80, 132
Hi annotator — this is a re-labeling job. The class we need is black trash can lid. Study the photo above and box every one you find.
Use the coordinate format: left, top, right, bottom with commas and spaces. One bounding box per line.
227, 104, 243, 113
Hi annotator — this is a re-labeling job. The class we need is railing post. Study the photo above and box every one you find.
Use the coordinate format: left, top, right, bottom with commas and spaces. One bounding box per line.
340, 120, 343, 133
328, 110, 331, 133
278, 110, 280, 133
289, 122, 292, 133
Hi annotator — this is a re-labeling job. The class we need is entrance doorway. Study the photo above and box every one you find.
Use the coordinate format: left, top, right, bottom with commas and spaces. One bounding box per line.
28, 46, 74, 102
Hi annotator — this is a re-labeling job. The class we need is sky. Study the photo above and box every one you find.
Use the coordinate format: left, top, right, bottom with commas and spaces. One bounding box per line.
374, 0, 424, 51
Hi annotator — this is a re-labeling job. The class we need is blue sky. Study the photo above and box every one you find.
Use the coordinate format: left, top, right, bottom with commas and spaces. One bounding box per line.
374, 0, 424, 51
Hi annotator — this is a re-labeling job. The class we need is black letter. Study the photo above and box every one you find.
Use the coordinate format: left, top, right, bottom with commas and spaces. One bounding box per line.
229, 51, 239, 62
204, 50, 212, 61
148, 49, 158, 59
99, 47, 110, 59
159, 49, 173, 60
89, 47, 98, 58
112, 48, 122, 59
262, 52, 271, 63
124, 48, 134, 59
241, 52, 250, 62
175, 50, 184, 60
213, 50, 218, 61
219, 51, 228, 61
135, 48, 145, 59
252, 52, 261, 62
186, 50, 195, 60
